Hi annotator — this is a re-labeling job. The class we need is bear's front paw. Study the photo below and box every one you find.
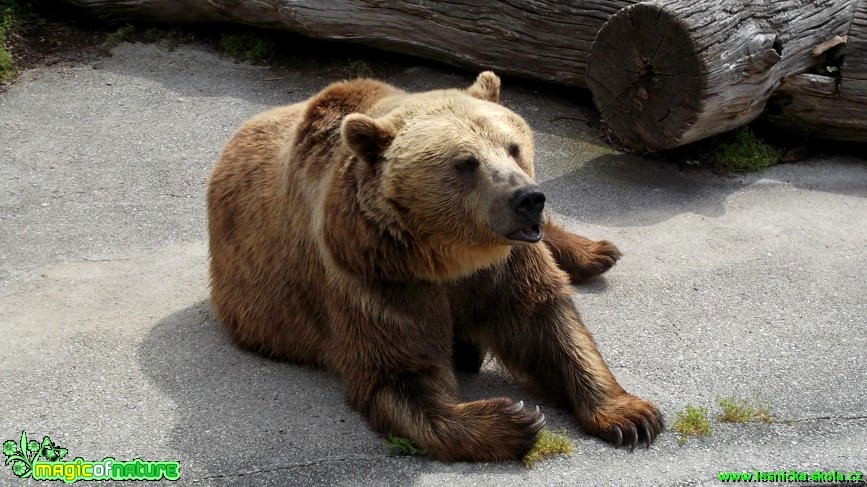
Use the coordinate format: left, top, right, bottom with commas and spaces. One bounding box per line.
581, 240, 622, 278
581, 392, 663, 450
548, 235, 623, 283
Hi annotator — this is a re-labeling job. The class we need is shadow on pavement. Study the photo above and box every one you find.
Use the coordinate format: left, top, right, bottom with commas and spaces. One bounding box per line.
136, 301, 574, 482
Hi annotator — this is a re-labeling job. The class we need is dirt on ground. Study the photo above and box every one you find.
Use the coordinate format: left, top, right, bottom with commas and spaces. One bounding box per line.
2, 5, 106, 84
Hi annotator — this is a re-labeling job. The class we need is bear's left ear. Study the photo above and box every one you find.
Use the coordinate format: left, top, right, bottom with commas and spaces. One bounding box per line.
466, 71, 501, 103
341, 113, 395, 164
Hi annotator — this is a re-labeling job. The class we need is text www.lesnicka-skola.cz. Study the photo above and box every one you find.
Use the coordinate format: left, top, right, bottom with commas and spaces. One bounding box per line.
717, 469, 863, 483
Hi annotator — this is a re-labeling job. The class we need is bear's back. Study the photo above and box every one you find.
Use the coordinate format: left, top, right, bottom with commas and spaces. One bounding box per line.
206, 79, 400, 361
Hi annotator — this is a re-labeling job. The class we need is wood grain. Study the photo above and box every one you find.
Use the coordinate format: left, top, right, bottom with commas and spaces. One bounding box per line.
587, 0, 859, 151
64, 0, 639, 87
764, 0, 867, 143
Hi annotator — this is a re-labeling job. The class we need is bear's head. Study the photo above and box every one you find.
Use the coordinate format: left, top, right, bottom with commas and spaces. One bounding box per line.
341, 72, 545, 279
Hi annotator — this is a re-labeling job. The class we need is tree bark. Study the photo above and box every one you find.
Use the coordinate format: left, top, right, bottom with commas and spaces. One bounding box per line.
764, 0, 867, 144
587, 0, 859, 152
63, 0, 639, 87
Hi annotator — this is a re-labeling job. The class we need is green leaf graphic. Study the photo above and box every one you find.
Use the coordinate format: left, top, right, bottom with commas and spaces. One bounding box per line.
8, 431, 34, 478
4, 433, 63, 478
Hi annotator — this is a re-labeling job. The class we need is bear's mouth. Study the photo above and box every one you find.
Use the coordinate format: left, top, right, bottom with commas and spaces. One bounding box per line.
505, 224, 543, 243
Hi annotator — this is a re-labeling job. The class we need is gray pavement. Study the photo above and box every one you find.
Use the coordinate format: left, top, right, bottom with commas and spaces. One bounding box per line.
1, 41, 866, 486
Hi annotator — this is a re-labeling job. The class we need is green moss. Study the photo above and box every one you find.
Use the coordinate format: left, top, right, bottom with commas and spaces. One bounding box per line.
384, 435, 427, 456
704, 126, 782, 172
717, 396, 754, 423
523, 428, 574, 468
0, 43, 11, 80
674, 405, 712, 444
0, 0, 31, 82
219, 32, 275, 63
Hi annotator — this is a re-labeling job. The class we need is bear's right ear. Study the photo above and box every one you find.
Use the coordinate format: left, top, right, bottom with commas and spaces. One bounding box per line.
466, 71, 501, 103
341, 113, 395, 164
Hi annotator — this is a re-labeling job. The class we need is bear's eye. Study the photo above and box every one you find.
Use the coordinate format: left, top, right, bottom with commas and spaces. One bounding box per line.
454, 157, 480, 173
508, 144, 521, 159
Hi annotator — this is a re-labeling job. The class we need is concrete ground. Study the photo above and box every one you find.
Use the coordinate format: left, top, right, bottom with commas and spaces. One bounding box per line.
1, 40, 865, 486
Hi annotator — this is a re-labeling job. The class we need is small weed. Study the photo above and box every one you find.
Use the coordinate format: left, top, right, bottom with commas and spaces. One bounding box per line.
752, 392, 774, 423
219, 32, 275, 63
103, 23, 135, 48
717, 392, 775, 424
673, 404, 712, 444
717, 396, 754, 423
164, 29, 190, 52
523, 428, 574, 468
703, 126, 782, 172
141, 27, 164, 43
347, 59, 373, 78
384, 435, 427, 456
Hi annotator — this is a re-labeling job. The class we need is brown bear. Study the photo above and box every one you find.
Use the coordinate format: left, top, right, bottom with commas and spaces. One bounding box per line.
207, 72, 662, 462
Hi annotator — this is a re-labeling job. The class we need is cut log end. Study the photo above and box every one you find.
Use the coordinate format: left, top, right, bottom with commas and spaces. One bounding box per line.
587, 3, 706, 152
588, 0, 858, 152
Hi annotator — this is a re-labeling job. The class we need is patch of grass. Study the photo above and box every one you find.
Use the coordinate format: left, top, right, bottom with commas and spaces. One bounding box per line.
704, 126, 782, 172
717, 396, 755, 423
103, 23, 135, 48
384, 435, 427, 456
523, 428, 574, 468
164, 29, 194, 52
141, 27, 164, 43
140, 26, 194, 52
347, 59, 373, 78
0, 0, 31, 81
219, 32, 275, 63
717, 392, 775, 424
673, 404, 712, 444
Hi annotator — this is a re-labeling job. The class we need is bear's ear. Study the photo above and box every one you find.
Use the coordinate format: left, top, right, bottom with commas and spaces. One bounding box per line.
466, 71, 501, 103
341, 114, 395, 164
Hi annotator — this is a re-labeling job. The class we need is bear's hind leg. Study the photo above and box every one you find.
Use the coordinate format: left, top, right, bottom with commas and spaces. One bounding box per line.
351, 366, 545, 462
543, 221, 622, 283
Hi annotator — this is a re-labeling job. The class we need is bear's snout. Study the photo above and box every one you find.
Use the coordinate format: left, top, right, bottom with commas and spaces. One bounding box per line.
502, 185, 545, 243
509, 185, 545, 222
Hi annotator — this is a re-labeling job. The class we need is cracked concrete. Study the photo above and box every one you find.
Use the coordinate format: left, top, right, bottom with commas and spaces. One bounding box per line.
1, 41, 866, 485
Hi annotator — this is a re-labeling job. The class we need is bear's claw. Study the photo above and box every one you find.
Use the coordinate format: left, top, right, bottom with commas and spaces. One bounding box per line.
583, 392, 663, 451
530, 411, 546, 433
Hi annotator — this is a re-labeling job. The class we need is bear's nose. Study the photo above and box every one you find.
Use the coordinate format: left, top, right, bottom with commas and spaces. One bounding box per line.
509, 185, 546, 220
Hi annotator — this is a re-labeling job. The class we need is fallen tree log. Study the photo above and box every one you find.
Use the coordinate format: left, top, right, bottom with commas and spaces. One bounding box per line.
63, 0, 639, 87
764, 0, 867, 144
587, 0, 860, 152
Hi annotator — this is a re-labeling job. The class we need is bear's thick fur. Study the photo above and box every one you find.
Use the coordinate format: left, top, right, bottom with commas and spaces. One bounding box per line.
207, 72, 661, 462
